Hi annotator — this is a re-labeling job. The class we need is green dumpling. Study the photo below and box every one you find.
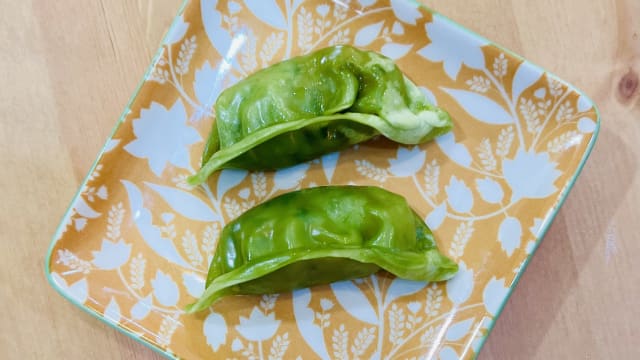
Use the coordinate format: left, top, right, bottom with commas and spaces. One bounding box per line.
188, 45, 452, 185
186, 186, 458, 313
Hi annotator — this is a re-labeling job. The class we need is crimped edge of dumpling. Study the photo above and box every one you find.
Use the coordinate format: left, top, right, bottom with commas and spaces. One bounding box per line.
185, 246, 457, 313
188, 110, 451, 185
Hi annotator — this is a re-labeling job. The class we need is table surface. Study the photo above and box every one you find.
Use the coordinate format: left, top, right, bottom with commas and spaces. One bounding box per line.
1, 0, 638, 359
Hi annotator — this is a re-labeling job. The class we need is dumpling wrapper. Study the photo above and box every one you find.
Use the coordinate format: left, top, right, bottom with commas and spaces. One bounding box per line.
188, 45, 452, 185
186, 186, 458, 313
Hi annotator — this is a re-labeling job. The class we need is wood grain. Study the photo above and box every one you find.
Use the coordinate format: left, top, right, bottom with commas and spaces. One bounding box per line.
0, 0, 637, 359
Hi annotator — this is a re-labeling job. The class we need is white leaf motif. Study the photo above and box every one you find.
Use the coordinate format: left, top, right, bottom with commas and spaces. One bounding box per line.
441, 88, 513, 125
238, 187, 250, 199
122, 181, 192, 268
445, 176, 473, 213
176, 36, 197, 75
104, 139, 121, 153
269, 333, 290, 360
529, 217, 543, 237
129, 253, 146, 290
392, 21, 404, 35
182, 272, 205, 298
292, 289, 330, 360
351, 326, 376, 357
555, 101, 574, 123
204, 311, 227, 351
423, 158, 440, 197
435, 132, 472, 167
161, 213, 175, 224
483, 277, 508, 316
419, 15, 486, 80
96, 186, 108, 200
355, 160, 389, 182
201, 0, 232, 57
56, 249, 91, 274
51, 274, 89, 304
493, 53, 508, 78
384, 278, 428, 308
475, 178, 504, 204
526, 240, 536, 254
296, 7, 313, 52
130, 294, 153, 320
157, 315, 180, 347
477, 138, 496, 171
228, 1, 242, 14
547, 130, 582, 153
472, 334, 486, 354
391, 0, 422, 25
578, 117, 597, 133
151, 270, 179, 307
145, 182, 220, 222
73, 218, 87, 231
331, 280, 377, 325
69, 278, 88, 304
240, 30, 257, 72
332, 324, 349, 360
320, 298, 334, 311
231, 337, 243, 351
244, 0, 287, 30
194, 61, 225, 107
354, 21, 384, 46
446, 261, 474, 305
502, 150, 562, 202
425, 203, 446, 230
512, 62, 542, 101
124, 100, 200, 176
381, 43, 413, 60
496, 126, 515, 157
91, 239, 131, 270
548, 77, 563, 97
273, 163, 310, 191
499, 217, 522, 256
577, 95, 593, 112
450, 221, 474, 259
236, 307, 281, 342
439, 345, 460, 360
445, 317, 475, 341
519, 98, 542, 134
388, 146, 425, 177
321, 152, 339, 182
217, 169, 248, 198
260, 32, 285, 67
75, 197, 101, 219
105, 297, 121, 324
202, 224, 220, 259
466, 76, 491, 93
182, 230, 203, 267
358, 0, 377, 7
165, 15, 189, 45
389, 304, 406, 344
534, 88, 546, 99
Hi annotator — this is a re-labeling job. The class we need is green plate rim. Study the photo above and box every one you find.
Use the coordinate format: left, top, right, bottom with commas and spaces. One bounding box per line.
44, 1, 601, 359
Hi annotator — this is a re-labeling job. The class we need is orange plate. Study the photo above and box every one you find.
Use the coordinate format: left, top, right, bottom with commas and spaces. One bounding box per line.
46, 1, 599, 359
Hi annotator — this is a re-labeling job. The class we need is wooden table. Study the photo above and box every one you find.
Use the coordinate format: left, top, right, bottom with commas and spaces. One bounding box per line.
1, 0, 637, 358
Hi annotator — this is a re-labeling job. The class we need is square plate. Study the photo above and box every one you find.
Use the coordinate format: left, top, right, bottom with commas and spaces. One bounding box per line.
46, 0, 599, 358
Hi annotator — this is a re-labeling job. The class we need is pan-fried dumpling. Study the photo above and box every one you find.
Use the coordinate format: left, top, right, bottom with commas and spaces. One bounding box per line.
186, 186, 458, 312
188, 45, 452, 185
